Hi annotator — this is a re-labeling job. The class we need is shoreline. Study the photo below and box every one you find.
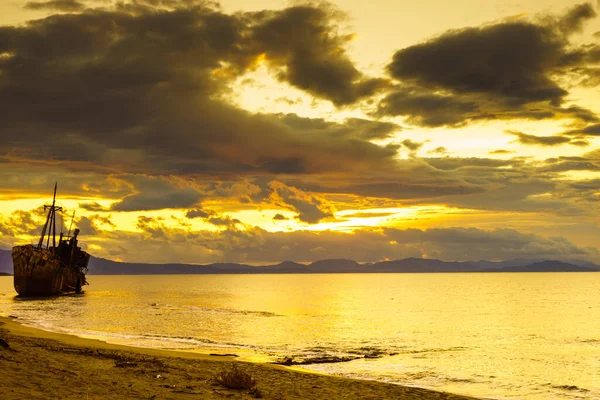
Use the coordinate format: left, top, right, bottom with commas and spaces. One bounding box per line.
0, 316, 482, 399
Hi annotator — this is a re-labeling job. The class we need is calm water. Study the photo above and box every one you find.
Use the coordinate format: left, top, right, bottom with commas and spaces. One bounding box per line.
0, 273, 598, 399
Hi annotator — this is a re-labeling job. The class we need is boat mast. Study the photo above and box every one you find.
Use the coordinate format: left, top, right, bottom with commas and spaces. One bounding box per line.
37, 183, 63, 254
67, 211, 76, 237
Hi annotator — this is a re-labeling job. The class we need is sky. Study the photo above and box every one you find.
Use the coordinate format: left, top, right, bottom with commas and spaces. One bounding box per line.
1, 0, 600, 264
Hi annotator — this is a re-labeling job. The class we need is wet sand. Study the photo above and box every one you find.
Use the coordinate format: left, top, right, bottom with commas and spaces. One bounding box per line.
0, 316, 481, 399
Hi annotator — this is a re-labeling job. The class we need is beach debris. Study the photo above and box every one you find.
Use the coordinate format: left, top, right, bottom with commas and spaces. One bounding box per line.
213, 363, 258, 394
248, 387, 263, 398
209, 353, 239, 357
114, 360, 138, 368
272, 355, 360, 365
548, 384, 589, 392
0, 338, 9, 349
363, 352, 383, 359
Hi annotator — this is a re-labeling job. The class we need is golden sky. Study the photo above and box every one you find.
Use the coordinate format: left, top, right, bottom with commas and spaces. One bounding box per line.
1, 0, 600, 264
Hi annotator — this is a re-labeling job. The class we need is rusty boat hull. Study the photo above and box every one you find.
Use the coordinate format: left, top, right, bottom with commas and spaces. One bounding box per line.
61, 254, 90, 293
12, 245, 64, 296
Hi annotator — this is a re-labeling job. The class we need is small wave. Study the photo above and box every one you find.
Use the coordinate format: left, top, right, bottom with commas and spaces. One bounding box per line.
402, 371, 438, 380
578, 338, 600, 344
545, 384, 589, 393
445, 377, 479, 384
16, 320, 271, 353
402, 346, 470, 355
185, 305, 281, 317
150, 304, 282, 317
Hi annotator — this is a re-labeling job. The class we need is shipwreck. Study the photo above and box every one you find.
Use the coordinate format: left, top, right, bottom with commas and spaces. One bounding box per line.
12, 184, 90, 296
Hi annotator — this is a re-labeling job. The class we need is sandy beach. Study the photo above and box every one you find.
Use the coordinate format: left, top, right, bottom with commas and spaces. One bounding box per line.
0, 316, 480, 400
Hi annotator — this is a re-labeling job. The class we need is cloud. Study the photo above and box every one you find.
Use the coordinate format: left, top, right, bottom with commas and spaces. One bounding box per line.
489, 149, 515, 155
24, 0, 85, 11
379, 3, 600, 127
184, 207, 240, 226
278, 113, 400, 140
272, 213, 288, 221
506, 130, 575, 146
428, 147, 449, 156
269, 181, 333, 224
250, 5, 389, 105
207, 215, 241, 227
0, 2, 398, 178
401, 139, 425, 152
562, 123, 600, 136
0, 208, 46, 241
76, 216, 96, 235
376, 85, 480, 127
111, 175, 203, 211
557, 2, 597, 34
186, 208, 213, 219
79, 202, 107, 212
75, 222, 599, 264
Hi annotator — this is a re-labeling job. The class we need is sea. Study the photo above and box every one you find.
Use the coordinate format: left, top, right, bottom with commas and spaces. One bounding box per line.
0, 273, 598, 400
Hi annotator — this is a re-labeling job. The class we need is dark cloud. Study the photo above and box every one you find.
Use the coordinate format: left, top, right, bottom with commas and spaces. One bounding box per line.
538, 156, 600, 173
79, 202, 107, 211
428, 147, 449, 156
270, 181, 333, 224
24, 0, 85, 11
186, 208, 213, 219
207, 215, 241, 227
506, 130, 574, 146
251, 5, 389, 105
376, 85, 480, 127
425, 157, 514, 170
278, 113, 400, 140
489, 149, 515, 155
557, 2, 597, 34
111, 175, 203, 211
272, 213, 288, 221
0, 2, 397, 178
318, 182, 485, 201
401, 139, 424, 152
569, 139, 591, 147
379, 3, 599, 127
135, 216, 166, 239
184, 207, 240, 226
77, 214, 114, 235
562, 123, 600, 136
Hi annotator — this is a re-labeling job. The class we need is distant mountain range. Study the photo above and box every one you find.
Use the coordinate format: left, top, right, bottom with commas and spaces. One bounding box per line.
0, 248, 598, 275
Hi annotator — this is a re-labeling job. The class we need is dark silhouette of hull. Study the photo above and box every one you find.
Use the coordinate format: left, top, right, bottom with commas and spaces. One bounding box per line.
12, 244, 90, 296
12, 245, 63, 295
